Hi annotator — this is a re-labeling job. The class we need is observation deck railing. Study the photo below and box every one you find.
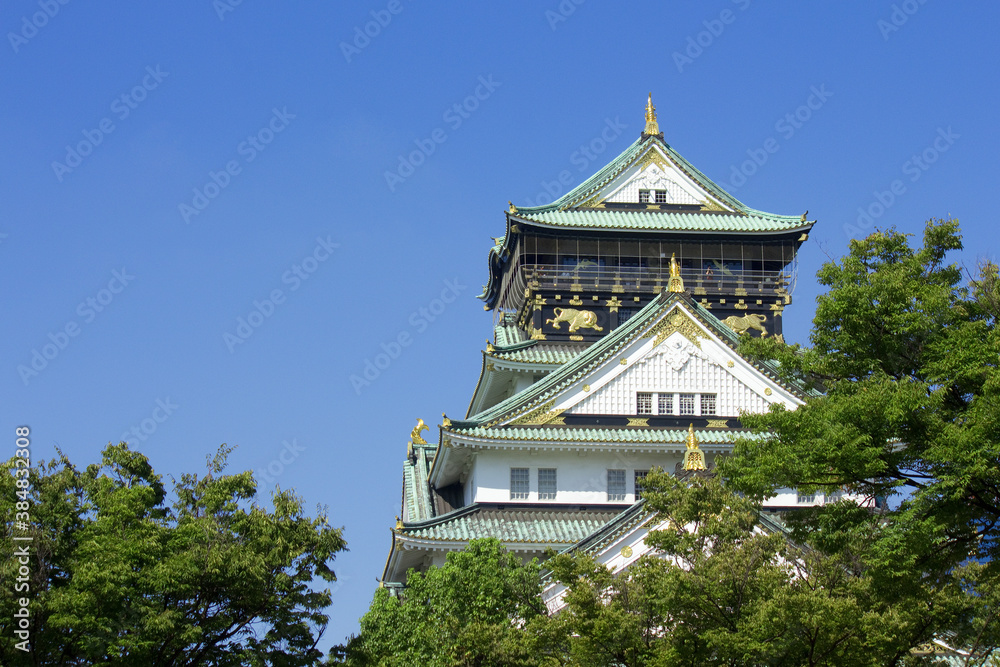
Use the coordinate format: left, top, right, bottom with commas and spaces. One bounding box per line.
497, 263, 791, 313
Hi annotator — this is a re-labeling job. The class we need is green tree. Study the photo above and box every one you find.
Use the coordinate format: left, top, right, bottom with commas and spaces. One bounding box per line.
548, 471, 967, 666
0, 442, 346, 666
723, 218, 999, 663
342, 538, 562, 666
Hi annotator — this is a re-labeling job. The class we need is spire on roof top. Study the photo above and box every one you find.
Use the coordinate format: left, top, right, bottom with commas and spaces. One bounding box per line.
683, 423, 706, 471
643, 92, 660, 137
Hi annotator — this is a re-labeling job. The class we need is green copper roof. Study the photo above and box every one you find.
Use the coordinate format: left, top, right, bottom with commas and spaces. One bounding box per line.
513, 208, 807, 233
447, 425, 748, 445
401, 446, 435, 523
398, 504, 622, 544
490, 342, 585, 366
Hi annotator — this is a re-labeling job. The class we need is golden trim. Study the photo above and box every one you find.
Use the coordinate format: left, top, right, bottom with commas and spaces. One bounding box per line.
734, 287, 747, 296
627, 417, 648, 427
570, 334, 584, 341
486, 363, 495, 371
643, 308, 703, 348
764, 388, 773, 396
583, 384, 591, 392
569, 295, 583, 305
726, 360, 735, 368
621, 545, 634, 558
620, 358, 627, 365
700, 299, 712, 309
508, 201, 517, 213
508, 399, 565, 426
706, 419, 728, 428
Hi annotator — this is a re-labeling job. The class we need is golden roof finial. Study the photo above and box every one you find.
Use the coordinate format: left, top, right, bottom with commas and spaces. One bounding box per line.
410, 418, 429, 445
667, 253, 685, 293
683, 423, 706, 471
644, 92, 660, 136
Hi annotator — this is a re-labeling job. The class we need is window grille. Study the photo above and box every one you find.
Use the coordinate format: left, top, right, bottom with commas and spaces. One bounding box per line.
538, 468, 557, 500
510, 468, 529, 500
797, 490, 816, 504
655, 190, 667, 203
679, 393, 696, 415
637, 392, 653, 415
638, 189, 650, 203
607, 469, 626, 501
634, 470, 649, 499
658, 393, 673, 415
700, 394, 717, 415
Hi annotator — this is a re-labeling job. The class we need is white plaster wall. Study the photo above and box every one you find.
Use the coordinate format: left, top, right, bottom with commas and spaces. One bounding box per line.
469, 449, 686, 505
570, 349, 769, 416
602, 160, 709, 206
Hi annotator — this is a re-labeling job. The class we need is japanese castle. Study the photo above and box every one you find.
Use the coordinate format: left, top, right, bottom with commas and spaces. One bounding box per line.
381, 95, 818, 590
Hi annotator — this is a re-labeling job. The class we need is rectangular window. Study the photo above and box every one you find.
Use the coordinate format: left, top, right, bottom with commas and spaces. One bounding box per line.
700, 394, 717, 415
655, 190, 667, 204
657, 393, 673, 415
638, 189, 650, 203
618, 308, 634, 324
679, 393, 696, 415
608, 469, 626, 501
538, 468, 557, 500
797, 490, 816, 504
510, 468, 529, 500
634, 470, 649, 499
637, 392, 652, 415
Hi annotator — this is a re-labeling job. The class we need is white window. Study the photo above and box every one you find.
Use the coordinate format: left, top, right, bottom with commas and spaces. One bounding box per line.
510, 468, 529, 500
634, 470, 649, 499
797, 490, 816, 504
538, 468, 557, 500
608, 469, 626, 501
654, 190, 667, 204
679, 393, 696, 415
700, 394, 717, 415
637, 392, 653, 415
657, 393, 673, 415
639, 189, 650, 203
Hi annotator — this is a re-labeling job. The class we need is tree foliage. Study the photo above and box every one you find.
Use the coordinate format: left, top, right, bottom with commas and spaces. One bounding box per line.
724, 218, 1000, 662
0, 442, 346, 666
341, 538, 561, 666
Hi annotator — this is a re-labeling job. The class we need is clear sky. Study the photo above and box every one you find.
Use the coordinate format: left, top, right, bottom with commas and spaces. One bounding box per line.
2, 0, 998, 650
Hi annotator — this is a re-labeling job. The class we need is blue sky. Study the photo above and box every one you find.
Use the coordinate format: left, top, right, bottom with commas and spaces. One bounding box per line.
2, 0, 997, 650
